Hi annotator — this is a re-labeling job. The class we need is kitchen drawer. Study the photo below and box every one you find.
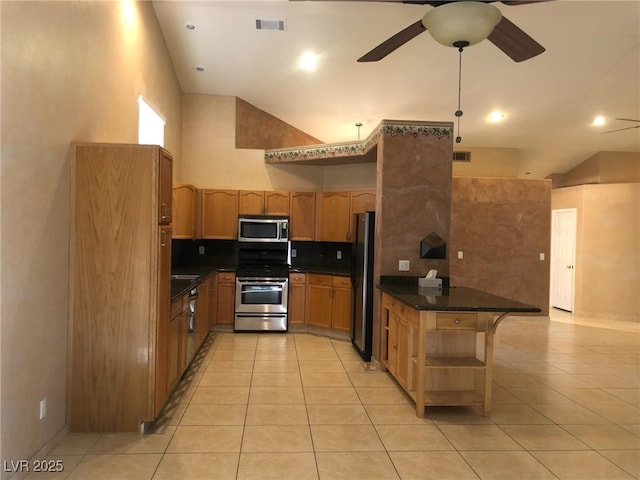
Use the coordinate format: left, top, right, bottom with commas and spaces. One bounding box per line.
436, 312, 478, 330
289, 272, 307, 284
332, 275, 351, 288
308, 273, 332, 286
218, 272, 236, 283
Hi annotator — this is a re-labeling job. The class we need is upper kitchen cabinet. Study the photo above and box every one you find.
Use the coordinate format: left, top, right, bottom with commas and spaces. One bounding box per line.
239, 190, 290, 215
199, 189, 239, 239
350, 190, 376, 215
239, 190, 264, 215
290, 192, 316, 241
317, 191, 350, 242
68, 143, 173, 432
316, 191, 376, 242
172, 184, 197, 239
266, 191, 290, 215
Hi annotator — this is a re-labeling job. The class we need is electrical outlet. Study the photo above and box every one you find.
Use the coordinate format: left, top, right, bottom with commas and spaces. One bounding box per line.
398, 260, 410, 271
291, 248, 297, 258
336, 250, 342, 260
457, 251, 464, 260
198, 246, 205, 255
39, 399, 47, 420
539, 253, 545, 261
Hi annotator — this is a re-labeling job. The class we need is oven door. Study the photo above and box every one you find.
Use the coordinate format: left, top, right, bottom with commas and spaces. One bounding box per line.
235, 278, 288, 314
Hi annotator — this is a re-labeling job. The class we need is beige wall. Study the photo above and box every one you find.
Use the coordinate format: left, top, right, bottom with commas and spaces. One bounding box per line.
452, 147, 521, 178
551, 183, 640, 321
181, 94, 325, 191
0, 1, 182, 471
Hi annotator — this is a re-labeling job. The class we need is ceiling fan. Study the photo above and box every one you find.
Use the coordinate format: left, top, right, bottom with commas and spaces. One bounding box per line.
355, 0, 551, 63
601, 118, 640, 134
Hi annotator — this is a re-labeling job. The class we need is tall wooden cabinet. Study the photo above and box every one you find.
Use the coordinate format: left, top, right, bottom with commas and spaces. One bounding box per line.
68, 143, 173, 432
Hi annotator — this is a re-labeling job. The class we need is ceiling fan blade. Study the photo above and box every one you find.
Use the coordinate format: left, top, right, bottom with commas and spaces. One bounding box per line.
358, 20, 426, 62
487, 15, 545, 62
615, 118, 640, 123
601, 125, 640, 134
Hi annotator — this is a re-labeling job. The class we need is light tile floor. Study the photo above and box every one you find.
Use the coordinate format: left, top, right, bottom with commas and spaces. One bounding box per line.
28, 310, 639, 479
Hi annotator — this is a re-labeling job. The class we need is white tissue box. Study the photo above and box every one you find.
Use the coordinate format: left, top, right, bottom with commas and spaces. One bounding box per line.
418, 277, 442, 288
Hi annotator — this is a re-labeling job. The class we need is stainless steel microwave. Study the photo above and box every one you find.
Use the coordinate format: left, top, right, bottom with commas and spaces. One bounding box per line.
238, 216, 289, 242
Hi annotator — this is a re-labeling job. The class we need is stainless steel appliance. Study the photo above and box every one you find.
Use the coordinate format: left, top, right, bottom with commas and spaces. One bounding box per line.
351, 211, 375, 361
238, 215, 289, 243
234, 238, 290, 332
185, 286, 198, 364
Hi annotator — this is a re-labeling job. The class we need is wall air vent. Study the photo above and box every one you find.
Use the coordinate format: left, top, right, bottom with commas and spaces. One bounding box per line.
453, 151, 471, 162
256, 19, 286, 31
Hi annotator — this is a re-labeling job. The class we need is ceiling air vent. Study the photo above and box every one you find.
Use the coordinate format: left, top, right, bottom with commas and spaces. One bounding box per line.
453, 151, 471, 162
256, 19, 286, 31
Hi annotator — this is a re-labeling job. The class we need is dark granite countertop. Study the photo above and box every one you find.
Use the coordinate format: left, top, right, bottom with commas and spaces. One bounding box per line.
378, 278, 540, 313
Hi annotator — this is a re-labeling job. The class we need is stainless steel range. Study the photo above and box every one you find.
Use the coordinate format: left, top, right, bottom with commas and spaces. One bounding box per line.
234, 229, 290, 332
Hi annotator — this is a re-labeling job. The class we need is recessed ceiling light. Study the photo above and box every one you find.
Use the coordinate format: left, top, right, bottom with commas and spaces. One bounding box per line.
185, 23, 196, 30
592, 115, 606, 126
298, 51, 319, 71
487, 110, 505, 123
195, 65, 206, 72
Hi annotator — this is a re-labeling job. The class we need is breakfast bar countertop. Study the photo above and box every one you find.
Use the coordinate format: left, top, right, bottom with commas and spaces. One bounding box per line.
378, 277, 541, 313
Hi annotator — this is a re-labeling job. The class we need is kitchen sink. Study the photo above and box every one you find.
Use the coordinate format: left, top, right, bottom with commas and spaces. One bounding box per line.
170, 274, 200, 280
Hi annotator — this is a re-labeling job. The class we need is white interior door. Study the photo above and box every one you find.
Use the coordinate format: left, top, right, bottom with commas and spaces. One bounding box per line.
551, 208, 577, 311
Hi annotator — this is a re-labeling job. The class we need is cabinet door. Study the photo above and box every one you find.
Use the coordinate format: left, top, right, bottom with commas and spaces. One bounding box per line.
154, 225, 172, 415
239, 190, 265, 215
290, 192, 316, 241
317, 192, 350, 242
288, 273, 307, 325
350, 191, 376, 215
167, 307, 183, 393
265, 191, 290, 215
158, 148, 173, 225
331, 277, 353, 332
387, 313, 399, 376
172, 184, 196, 239
306, 279, 332, 328
216, 273, 236, 325
396, 318, 410, 389
207, 274, 218, 329
195, 277, 211, 349
200, 189, 239, 239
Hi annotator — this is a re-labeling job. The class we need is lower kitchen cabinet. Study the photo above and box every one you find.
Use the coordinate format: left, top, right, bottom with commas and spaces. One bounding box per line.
195, 275, 212, 347
216, 272, 236, 325
207, 273, 218, 329
306, 274, 352, 331
168, 293, 188, 394
330, 276, 353, 332
288, 272, 307, 325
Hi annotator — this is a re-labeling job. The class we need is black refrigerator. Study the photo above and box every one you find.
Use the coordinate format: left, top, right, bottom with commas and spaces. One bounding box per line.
351, 211, 375, 361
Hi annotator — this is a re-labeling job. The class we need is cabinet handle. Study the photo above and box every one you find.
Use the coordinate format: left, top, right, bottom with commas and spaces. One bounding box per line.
161, 230, 167, 247
161, 202, 169, 221
455, 318, 461, 325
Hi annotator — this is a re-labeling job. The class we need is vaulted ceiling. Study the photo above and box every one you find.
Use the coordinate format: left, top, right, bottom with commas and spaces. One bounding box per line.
152, 0, 640, 178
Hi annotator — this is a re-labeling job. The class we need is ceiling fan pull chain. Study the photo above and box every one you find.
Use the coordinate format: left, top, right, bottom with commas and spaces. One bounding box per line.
455, 44, 465, 144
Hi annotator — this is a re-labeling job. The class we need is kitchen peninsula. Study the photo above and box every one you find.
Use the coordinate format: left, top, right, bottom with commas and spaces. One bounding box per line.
378, 277, 541, 418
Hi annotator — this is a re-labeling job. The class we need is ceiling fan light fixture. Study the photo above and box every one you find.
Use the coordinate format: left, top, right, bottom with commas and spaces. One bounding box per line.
422, 1, 502, 48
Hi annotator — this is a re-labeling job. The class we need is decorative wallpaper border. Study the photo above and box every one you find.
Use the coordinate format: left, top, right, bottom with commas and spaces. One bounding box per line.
264, 120, 453, 164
